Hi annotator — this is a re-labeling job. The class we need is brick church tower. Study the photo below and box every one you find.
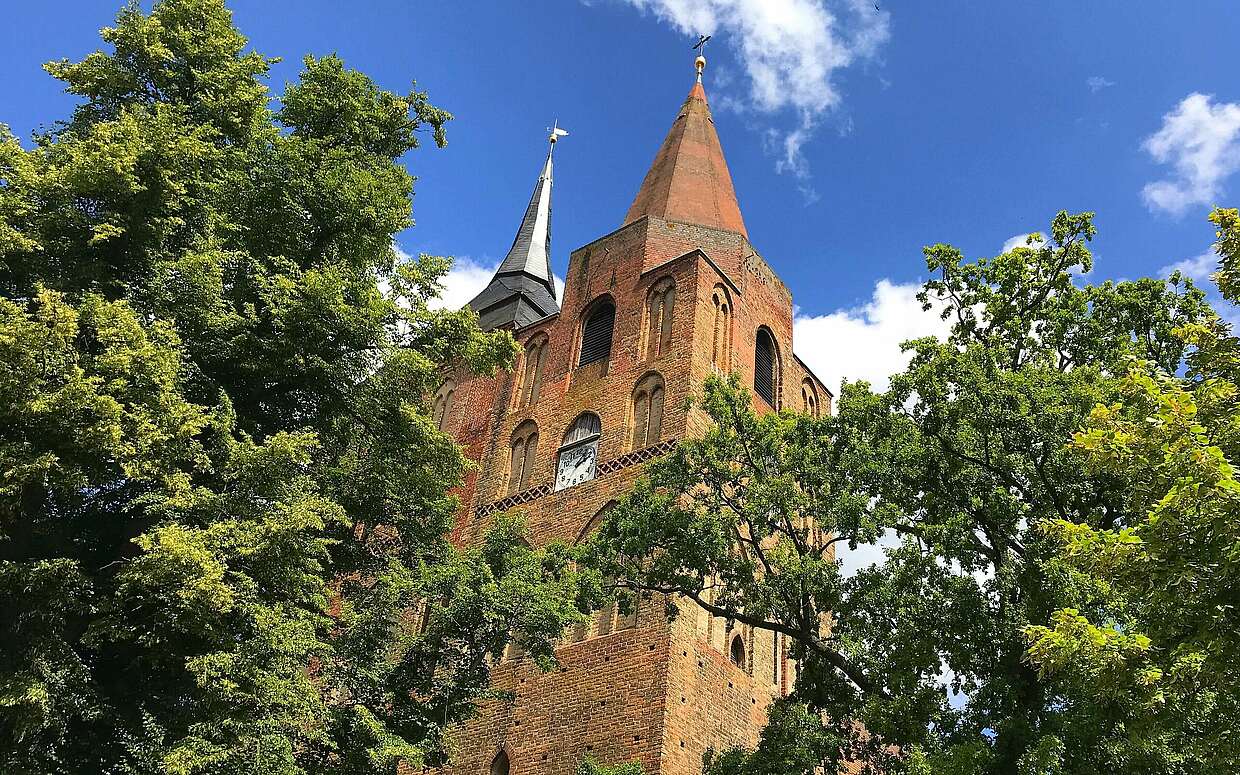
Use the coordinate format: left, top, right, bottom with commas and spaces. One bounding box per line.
436, 55, 830, 775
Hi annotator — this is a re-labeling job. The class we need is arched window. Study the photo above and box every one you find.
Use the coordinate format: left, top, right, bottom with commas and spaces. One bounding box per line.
574, 500, 616, 546
729, 632, 747, 670
646, 278, 675, 358
578, 298, 615, 367
754, 328, 780, 408
801, 378, 820, 417
568, 502, 617, 643
711, 286, 732, 372
506, 420, 539, 495
630, 373, 666, 450
517, 333, 549, 408
432, 380, 455, 430
490, 750, 510, 775
555, 413, 601, 491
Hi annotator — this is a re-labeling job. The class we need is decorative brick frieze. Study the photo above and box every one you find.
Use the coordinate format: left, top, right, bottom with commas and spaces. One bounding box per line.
474, 438, 680, 520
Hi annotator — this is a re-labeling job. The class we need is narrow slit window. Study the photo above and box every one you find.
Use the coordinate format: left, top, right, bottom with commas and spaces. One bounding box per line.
711, 286, 732, 372
730, 633, 747, 670
754, 329, 779, 407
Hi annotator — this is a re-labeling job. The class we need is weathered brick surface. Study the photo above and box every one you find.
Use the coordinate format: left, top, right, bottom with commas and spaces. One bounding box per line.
434, 66, 833, 775
622, 82, 749, 240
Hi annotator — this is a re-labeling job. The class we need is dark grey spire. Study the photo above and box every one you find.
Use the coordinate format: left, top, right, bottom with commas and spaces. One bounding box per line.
468, 132, 563, 331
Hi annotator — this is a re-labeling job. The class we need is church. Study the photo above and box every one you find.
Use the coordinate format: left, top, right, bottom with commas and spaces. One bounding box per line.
433, 52, 830, 775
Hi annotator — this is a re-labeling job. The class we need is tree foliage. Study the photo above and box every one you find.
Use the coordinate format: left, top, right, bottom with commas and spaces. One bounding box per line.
585, 211, 1220, 774
1026, 207, 1240, 773
0, 2, 590, 772
576, 757, 645, 775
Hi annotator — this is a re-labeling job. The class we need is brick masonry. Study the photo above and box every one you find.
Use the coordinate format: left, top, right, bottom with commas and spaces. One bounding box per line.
437, 210, 830, 774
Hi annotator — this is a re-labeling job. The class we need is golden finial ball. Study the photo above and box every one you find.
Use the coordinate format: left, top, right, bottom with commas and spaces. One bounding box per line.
695, 54, 707, 75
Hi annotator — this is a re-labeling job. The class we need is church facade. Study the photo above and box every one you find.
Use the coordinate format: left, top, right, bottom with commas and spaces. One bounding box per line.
435, 57, 830, 775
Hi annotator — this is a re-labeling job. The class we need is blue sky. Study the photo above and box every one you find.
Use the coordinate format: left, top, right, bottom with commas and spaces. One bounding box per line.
4, 0, 1239, 396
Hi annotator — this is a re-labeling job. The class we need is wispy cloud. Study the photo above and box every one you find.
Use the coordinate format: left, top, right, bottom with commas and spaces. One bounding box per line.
1142, 93, 1240, 217
1086, 75, 1115, 93
605, 0, 890, 198
1160, 251, 1216, 284
1159, 248, 1240, 326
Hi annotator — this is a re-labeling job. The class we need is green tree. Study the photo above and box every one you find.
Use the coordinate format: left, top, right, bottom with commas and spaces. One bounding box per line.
584, 211, 1214, 774
576, 757, 645, 775
0, 2, 592, 773
1026, 207, 1240, 773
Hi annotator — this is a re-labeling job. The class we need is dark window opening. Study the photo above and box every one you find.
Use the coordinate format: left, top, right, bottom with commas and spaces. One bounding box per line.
754, 329, 778, 406
579, 300, 616, 367
730, 633, 747, 670
490, 750, 510, 775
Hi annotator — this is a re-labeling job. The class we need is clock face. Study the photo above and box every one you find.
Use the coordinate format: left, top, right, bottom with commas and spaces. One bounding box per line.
555, 441, 598, 491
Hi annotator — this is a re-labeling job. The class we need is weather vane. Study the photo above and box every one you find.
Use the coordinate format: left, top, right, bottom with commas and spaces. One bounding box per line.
547, 119, 569, 147
692, 34, 712, 81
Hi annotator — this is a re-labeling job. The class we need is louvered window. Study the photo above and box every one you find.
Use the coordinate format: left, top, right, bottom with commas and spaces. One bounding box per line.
562, 413, 601, 446
754, 329, 778, 407
579, 301, 615, 367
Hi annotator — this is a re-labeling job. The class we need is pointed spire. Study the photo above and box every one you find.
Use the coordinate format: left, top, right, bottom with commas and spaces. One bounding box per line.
623, 53, 748, 239
468, 130, 563, 331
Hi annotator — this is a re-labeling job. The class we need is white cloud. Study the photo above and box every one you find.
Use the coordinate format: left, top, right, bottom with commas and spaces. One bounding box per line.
429, 256, 498, 311
1142, 93, 1240, 217
424, 255, 565, 313
799, 278, 949, 578
609, 0, 890, 191
1001, 232, 1041, 254
1159, 251, 1216, 284
793, 278, 951, 397
1086, 75, 1115, 93
837, 530, 898, 577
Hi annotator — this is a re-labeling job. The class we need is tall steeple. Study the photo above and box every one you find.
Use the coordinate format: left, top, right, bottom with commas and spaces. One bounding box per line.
468, 128, 564, 331
623, 52, 748, 238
